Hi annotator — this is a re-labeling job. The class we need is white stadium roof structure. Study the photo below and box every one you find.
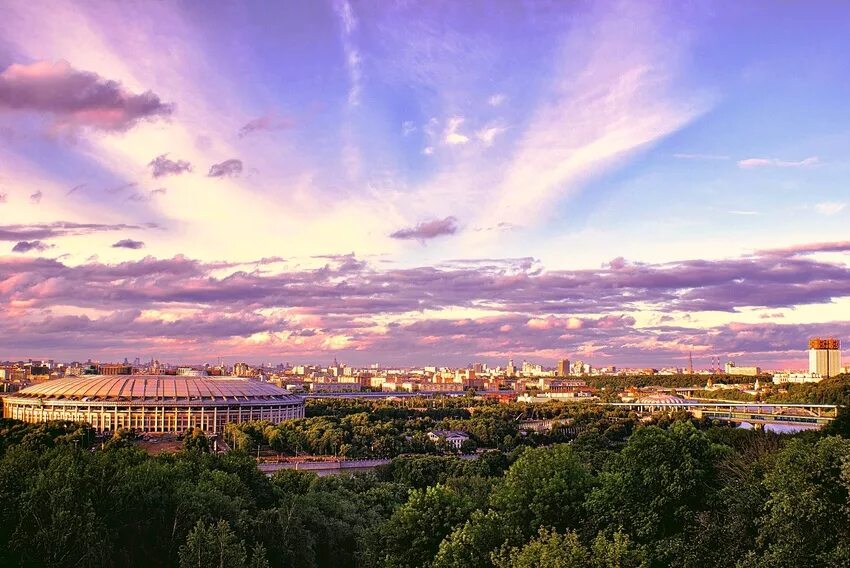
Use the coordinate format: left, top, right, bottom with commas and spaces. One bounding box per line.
2, 375, 304, 433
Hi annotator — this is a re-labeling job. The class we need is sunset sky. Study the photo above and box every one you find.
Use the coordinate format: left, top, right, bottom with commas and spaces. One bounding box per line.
1, 1, 849, 368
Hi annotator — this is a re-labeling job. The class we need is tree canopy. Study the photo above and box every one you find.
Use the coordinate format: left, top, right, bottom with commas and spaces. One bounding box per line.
0, 398, 848, 568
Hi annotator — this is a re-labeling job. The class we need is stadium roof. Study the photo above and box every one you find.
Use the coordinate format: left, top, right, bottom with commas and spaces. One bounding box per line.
636, 394, 695, 405
16, 375, 298, 403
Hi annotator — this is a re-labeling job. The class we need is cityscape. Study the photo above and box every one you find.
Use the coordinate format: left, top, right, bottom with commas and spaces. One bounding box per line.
1, 337, 847, 396
2, 1, 850, 567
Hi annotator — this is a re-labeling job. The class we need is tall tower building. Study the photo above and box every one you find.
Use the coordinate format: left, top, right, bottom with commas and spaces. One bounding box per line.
557, 359, 570, 377
808, 338, 841, 378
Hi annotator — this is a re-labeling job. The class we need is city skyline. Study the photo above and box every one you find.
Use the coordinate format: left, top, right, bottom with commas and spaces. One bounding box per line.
2, 1, 850, 367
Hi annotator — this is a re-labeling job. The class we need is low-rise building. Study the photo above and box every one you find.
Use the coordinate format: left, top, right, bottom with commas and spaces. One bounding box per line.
97, 363, 133, 375
427, 381, 465, 393
772, 372, 823, 384
427, 429, 470, 449
517, 388, 598, 403
309, 381, 361, 393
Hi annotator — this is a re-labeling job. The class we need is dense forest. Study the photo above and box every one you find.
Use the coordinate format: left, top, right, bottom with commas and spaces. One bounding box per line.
1, 393, 850, 567
223, 398, 639, 458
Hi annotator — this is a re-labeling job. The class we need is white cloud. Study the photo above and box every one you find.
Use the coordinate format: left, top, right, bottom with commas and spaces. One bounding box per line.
729, 210, 760, 216
422, 146, 434, 156
335, 0, 356, 34
488, 93, 506, 107
738, 156, 819, 169
814, 201, 846, 216
673, 153, 729, 160
476, 124, 506, 146
444, 117, 469, 145
346, 50, 362, 106
0, 1, 404, 265
401, 121, 416, 136
334, 0, 362, 107
480, 2, 709, 225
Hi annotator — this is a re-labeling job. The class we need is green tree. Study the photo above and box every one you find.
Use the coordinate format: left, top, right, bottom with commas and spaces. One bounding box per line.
247, 542, 270, 568
493, 529, 644, 568
586, 422, 720, 546
433, 510, 519, 568
9, 448, 112, 567
745, 436, 850, 567
493, 528, 589, 568
489, 444, 594, 537
821, 405, 850, 438
178, 519, 247, 568
589, 532, 645, 568
183, 427, 211, 453
378, 484, 480, 568
102, 427, 137, 450
381, 455, 462, 489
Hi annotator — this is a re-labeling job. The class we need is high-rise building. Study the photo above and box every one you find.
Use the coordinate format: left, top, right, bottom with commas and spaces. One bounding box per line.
521, 360, 543, 376
557, 359, 570, 377
506, 359, 516, 377
808, 338, 842, 378
233, 362, 253, 377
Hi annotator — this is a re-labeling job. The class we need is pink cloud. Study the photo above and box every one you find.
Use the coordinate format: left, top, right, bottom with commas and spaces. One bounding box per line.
0, 60, 172, 131
1, 244, 849, 366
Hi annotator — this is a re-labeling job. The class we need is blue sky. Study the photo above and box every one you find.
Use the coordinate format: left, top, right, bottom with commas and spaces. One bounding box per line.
0, 0, 849, 368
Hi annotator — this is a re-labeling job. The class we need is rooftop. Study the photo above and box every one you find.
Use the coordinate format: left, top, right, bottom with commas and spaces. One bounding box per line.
15, 375, 298, 403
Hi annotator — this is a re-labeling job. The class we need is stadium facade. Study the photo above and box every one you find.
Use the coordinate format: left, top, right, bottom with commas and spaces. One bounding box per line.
1, 375, 304, 433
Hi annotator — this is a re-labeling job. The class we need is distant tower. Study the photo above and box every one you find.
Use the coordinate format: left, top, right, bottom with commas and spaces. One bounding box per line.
556, 359, 570, 377
688, 351, 694, 375
809, 338, 841, 377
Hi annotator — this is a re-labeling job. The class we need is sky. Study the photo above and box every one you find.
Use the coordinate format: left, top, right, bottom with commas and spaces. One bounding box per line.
1, 0, 849, 369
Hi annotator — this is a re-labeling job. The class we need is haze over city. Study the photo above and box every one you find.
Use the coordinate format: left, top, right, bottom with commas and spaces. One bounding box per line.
1, 1, 850, 368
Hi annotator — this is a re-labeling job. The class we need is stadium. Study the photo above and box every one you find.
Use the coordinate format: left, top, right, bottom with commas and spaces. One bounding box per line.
1, 375, 304, 434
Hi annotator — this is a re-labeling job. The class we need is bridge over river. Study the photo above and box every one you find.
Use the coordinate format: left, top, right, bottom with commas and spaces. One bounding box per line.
606, 400, 839, 428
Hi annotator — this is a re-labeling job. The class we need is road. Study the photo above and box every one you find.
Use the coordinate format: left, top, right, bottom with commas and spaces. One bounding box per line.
258, 453, 480, 476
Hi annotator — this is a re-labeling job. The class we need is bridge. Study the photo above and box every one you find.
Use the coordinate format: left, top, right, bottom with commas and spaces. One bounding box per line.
607, 400, 839, 428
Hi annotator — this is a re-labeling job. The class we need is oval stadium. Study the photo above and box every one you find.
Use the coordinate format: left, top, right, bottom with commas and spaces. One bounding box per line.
1, 375, 304, 434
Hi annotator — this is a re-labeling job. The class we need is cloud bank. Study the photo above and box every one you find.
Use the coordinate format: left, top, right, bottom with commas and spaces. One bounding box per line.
0, 222, 154, 241
2, 242, 849, 364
